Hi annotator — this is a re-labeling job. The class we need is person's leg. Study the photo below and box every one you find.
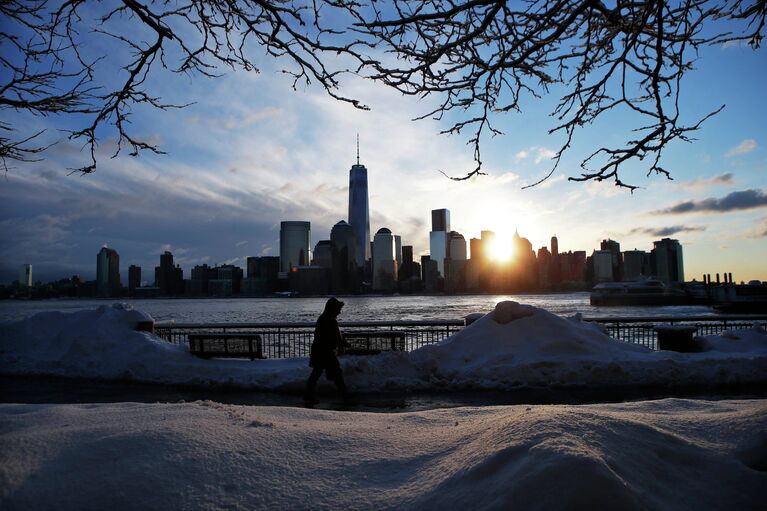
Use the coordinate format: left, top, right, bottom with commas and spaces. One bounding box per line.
304, 367, 323, 403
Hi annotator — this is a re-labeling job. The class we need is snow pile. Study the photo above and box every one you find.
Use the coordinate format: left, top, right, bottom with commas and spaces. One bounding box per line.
1, 399, 765, 510
1, 302, 766, 391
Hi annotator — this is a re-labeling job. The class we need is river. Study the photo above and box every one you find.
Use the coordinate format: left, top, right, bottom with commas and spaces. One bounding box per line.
0, 293, 718, 323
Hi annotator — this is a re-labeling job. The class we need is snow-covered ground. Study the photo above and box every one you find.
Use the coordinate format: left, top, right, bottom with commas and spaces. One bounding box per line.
1, 302, 765, 391
1, 399, 765, 510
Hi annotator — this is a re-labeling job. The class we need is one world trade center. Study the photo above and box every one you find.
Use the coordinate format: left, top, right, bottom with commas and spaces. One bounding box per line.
348, 136, 371, 270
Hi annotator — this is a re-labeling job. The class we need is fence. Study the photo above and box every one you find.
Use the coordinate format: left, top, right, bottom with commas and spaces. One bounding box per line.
154, 315, 767, 358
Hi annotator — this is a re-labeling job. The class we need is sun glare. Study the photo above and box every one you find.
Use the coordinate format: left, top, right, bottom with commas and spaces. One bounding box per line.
488, 235, 514, 261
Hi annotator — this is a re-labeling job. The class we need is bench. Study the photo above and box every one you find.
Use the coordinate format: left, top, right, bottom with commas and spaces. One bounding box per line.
188, 333, 264, 360
654, 325, 700, 352
342, 330, 407, 355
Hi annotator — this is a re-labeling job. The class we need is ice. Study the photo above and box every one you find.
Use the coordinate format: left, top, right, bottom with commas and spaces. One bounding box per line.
1, 301, 765, 391
1, 399, 765, 509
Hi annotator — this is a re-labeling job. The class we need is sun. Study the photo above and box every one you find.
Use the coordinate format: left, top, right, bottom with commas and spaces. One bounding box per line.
488, 234, 514, 261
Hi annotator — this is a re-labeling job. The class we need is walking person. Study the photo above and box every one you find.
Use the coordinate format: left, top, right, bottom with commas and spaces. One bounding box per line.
304, 297, 348, 405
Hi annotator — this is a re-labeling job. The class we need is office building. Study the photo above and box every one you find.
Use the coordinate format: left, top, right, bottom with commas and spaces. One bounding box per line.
429, 208, 451, 276
330, 220, 358, 293
280, 221, 311, 272
155, 251, 182, 295
243, 256, 280, 295
551, 235, 559, 257
128, 265, 141, 293
312, 240, 333, 269
372, 228, 398, 291
348, 139, 371, 269
96, 246, 120, 297
431, 208, 451, 232
622, 250, 649, 280
18, 264, 32, 288
592, 250, 614, 282
652, 238, 684, 283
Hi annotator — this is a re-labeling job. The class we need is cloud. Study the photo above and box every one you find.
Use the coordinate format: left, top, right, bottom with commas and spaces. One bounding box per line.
534, 147, 557, 164
514, 150, 529, 161
725, 139, 757, 157
679, 172, 735, 191
628, 225, 706, 237
654, 189, 767, 214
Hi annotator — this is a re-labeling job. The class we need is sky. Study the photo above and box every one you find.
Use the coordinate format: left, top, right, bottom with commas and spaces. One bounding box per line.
1, 8, 766, 284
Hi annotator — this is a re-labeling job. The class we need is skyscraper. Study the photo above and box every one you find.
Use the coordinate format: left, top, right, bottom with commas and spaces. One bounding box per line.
330, 220, 358, 293
652, 238, 684, 283
551, 235, 559, 257
348, 136, 371, 269
372, 227, 398, 291
429, 208, 450, 276
280, 221, 311, 272
128, 265, 141, 293
97, 246, 120, 297
18, 264, 32, 288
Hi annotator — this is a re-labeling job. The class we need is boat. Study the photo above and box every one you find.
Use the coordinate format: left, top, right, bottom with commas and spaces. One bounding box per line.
590, 279, 691, 306
712, 280, 767, 313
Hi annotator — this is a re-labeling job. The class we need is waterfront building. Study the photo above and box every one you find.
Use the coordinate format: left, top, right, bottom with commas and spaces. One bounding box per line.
622, 250, 650, 280
601, 239, 622, 281
128, 265, 141, 293
394, 235, 402, 267
373, 228, 398, 291
348, 138, 371, 269
431, 209, 450, 232
469, 238, 482, 261
189, 264, 214, 295
289, 265, 330, 295
330, 220, 358, 294
217, 264, 244, 294
155, 251, 183, 295
445, 231, 468, 293
592, 250, 614, 282
243, 256, 280, 295
652, 238, 684, 283
421, 256, 439, 292
280, 221, 311, 272
18, 264, 32, 288
429, 208, 451, 277
312, 240, 333, 269
551, 235, 559, 257
96, 246, 120, 297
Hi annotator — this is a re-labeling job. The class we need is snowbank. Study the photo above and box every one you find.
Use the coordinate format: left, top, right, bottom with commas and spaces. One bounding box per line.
1, 399, 765, 510
1, 302, 766, 391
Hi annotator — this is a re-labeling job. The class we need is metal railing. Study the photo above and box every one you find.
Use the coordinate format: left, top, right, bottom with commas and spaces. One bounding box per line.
154, 315, 766, 358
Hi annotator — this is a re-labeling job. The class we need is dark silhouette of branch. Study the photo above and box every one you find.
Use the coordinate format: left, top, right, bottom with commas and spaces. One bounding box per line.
1, 0, 764, 186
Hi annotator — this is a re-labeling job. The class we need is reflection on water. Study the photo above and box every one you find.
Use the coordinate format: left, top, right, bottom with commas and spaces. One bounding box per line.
0, 293, 717, 323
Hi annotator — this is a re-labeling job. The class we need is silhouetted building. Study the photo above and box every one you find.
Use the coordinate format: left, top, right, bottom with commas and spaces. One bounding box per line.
189, 264, 214, 295
431, 208, 451, 232
592, 250, 614, 282
622, 250, 650, 280
18, 264, 32, 288
429, 208, 451, 277
373, 228, 398, 291
312, 240, 333, 269
289, 265, 330, 295
601, 239, 622, 281
96, 246, 120, 297
128, 265, 141, 293
243, 256, 280, 295
445, 231, 467, 292
551, 235, 559, 257
280, 221, 311, 272
652, 238, 684, 283
421, 256, 439, 292
330, 220, 358, 294
348, 140, 371, 269
155, 251, 182, 295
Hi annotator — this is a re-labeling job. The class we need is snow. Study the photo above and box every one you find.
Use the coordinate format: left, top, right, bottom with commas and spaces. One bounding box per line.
1, 398, 765, 510
1, 302, 766, 391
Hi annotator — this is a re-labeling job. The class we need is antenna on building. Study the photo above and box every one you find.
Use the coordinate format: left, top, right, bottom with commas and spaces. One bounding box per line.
356, 133, 360, 165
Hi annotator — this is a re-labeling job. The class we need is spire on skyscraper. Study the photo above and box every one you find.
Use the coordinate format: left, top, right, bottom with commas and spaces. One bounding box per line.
356, 133, 360, 165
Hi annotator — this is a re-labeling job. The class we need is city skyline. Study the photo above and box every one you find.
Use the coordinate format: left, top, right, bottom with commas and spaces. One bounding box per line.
1, 43, 765, 282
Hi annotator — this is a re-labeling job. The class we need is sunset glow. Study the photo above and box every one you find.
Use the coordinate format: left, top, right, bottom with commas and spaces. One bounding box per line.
488, 235, 514, 261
